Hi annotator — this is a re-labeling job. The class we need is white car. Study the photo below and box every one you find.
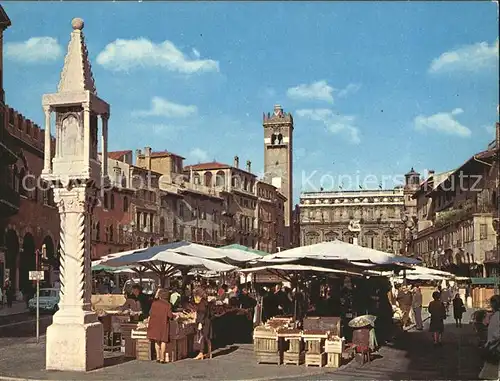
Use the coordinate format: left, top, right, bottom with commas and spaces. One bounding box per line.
28, 288, 60, 314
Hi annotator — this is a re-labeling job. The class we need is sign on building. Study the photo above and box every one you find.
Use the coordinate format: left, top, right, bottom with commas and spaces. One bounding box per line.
29, 271, 45, 281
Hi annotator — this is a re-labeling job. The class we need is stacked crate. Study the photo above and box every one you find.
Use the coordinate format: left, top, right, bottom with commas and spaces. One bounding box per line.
253, 325, 283, 364
325, 337, 344, 368
279, 329, 305, 365
302, 330, 328, 367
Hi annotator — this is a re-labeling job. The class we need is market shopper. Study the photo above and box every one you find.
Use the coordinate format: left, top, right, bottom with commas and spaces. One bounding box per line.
428, 291, 446, 346
396, 285, 413, 328
147, 289, 173, 363
194, 288, 213, 360
452, 293, 466, 328
412, 285, 424, 330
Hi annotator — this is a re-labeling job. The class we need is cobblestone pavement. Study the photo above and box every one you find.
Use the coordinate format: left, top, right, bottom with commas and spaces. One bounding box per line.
286, 309, 484, 381
0, 309, 485, 381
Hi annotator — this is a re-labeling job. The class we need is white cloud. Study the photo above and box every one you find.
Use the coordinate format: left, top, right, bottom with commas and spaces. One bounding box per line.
429, 40, 499, 74
192, 48, 200, 58
296, 108, 361, 144
134, 123, 186, 135
96, 38, 219, 74
132, 97, 198, 118
189, 148, 209, 163
5, 37, 63, 63
414, 109, 472, 137
287, 80, 334, 103
338, 83, 361, 98
484, 124, 496, 136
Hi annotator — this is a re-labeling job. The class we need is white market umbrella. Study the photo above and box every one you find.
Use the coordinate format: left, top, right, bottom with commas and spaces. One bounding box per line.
240, 263, 363, 277
260, 240, 418, 265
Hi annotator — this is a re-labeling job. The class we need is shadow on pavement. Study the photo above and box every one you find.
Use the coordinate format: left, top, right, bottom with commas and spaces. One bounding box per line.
371, 320, 482, 380
0, 318, 52, 338
212, 345, 239, 358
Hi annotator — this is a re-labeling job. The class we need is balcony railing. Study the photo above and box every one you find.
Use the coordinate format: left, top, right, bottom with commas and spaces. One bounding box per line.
434, 203, 496, 227
0, 182, 20, 216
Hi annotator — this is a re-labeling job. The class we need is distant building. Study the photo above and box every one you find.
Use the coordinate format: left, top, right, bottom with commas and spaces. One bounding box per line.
412, 126, 499, 277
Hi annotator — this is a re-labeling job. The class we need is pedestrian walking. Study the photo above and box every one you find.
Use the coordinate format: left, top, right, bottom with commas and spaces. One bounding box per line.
452, 293, 466, 328
412, 285, 423, 330
479, 295, 500, 379
3, 278, 13, 308
428, 291, 446, 346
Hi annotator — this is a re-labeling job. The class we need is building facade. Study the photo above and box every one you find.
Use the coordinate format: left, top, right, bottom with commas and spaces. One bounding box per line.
263, 105, 293, 247
413, 124, 500, 277
299, 186, 413, 254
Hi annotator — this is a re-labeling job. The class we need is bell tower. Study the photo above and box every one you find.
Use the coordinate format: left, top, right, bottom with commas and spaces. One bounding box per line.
263, 105, 293, 248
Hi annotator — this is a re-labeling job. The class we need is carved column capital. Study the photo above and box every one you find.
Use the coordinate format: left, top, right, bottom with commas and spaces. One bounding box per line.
100, 113, 110, 121
43, 105, 52, 114
83, 103, 91, 113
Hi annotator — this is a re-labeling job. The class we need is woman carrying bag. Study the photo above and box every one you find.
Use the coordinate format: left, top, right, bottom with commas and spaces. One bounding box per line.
147, 289, 173, 363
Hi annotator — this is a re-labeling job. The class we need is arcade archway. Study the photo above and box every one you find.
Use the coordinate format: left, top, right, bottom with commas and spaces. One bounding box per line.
19, 233, 36, 296
5, 229, 19, 290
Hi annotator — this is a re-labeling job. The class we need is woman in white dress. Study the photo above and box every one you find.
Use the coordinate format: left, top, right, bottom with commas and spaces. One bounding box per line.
479, 295, 500, 380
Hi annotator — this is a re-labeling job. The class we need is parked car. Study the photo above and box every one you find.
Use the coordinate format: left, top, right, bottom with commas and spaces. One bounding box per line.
28, 288, 60, 314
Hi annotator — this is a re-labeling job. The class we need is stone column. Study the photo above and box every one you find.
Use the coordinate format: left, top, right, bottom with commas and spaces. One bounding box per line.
100, 114, 108, 178
45, 184, 103, 371
43, 106, 52, 173
83, 104, 91, 167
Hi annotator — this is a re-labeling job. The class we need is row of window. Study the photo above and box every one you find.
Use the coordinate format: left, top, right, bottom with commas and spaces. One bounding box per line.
415, 223, 476, 255
306, 206, 401, 221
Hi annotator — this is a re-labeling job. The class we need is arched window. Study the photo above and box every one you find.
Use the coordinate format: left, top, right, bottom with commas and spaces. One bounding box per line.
204, 172, 213, 187
12, 165, 19, 192
18, 168, 26, 196
244, 178, 248, 191
103, 193, 109, 209
123, 196, 129, 212
193, 173, 201, 185
215, 171, 225, 187
109, 225, 114, 242
110, 193, 115, 210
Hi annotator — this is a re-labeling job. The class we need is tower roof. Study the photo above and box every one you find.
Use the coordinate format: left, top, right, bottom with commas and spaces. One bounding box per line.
0, 5, 11, 30
57, 18, 97, 94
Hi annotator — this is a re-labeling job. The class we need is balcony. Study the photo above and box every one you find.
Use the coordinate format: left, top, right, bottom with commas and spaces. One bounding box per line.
485, 249, 500, 264
0, 182, 20, 217
434, 203, 496, 228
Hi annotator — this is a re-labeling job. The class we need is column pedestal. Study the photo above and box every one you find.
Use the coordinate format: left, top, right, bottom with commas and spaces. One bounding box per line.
45, 185, 103, 371
46, 316, 103, 371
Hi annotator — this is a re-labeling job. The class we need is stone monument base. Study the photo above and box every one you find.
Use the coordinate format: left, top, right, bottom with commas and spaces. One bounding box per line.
46, 319, 104, 371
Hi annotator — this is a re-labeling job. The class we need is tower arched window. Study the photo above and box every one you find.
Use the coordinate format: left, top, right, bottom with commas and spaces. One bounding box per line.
123, 196, 129, 212
277, 133, 283, 144
271, 134, 277, 145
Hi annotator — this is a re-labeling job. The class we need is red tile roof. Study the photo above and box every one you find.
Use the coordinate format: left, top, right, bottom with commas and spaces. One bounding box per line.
143, 150, 185, 159
108, 150, 132, 160
184, 161, 231, 171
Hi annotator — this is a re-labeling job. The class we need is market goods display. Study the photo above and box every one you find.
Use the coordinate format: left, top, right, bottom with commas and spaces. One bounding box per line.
348, 315, 376, 328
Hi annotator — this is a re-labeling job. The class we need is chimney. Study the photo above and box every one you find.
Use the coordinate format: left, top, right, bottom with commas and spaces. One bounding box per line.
234, 155, 239, 168
428, 169, 435, 178
135, 149, 142, 157
144, 147, 152, 170
246, 160, 251, 172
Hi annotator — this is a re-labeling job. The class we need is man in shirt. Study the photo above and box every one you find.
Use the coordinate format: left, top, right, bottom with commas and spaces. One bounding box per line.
412, 284, 423, 330
396, 285, 413, 327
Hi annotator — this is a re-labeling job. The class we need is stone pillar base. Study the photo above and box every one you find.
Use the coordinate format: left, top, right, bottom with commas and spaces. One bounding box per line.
46, 320, 104, 371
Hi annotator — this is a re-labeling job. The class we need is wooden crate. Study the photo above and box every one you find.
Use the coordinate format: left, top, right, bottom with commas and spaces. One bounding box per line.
305, 352, 326, 367
325, 338, 344, 354
136, 338, 154, 361
326, 353, 341, 368
121, 323, 137, 358
254, 326, 283, 364
283, 350, 305, 365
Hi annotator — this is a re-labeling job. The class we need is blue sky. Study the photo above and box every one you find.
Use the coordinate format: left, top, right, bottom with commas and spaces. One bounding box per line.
3, 2, 498, 201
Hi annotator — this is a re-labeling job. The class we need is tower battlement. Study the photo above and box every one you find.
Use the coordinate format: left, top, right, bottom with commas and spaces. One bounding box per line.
263, 104, 293, 124
5, 106, 56, 154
